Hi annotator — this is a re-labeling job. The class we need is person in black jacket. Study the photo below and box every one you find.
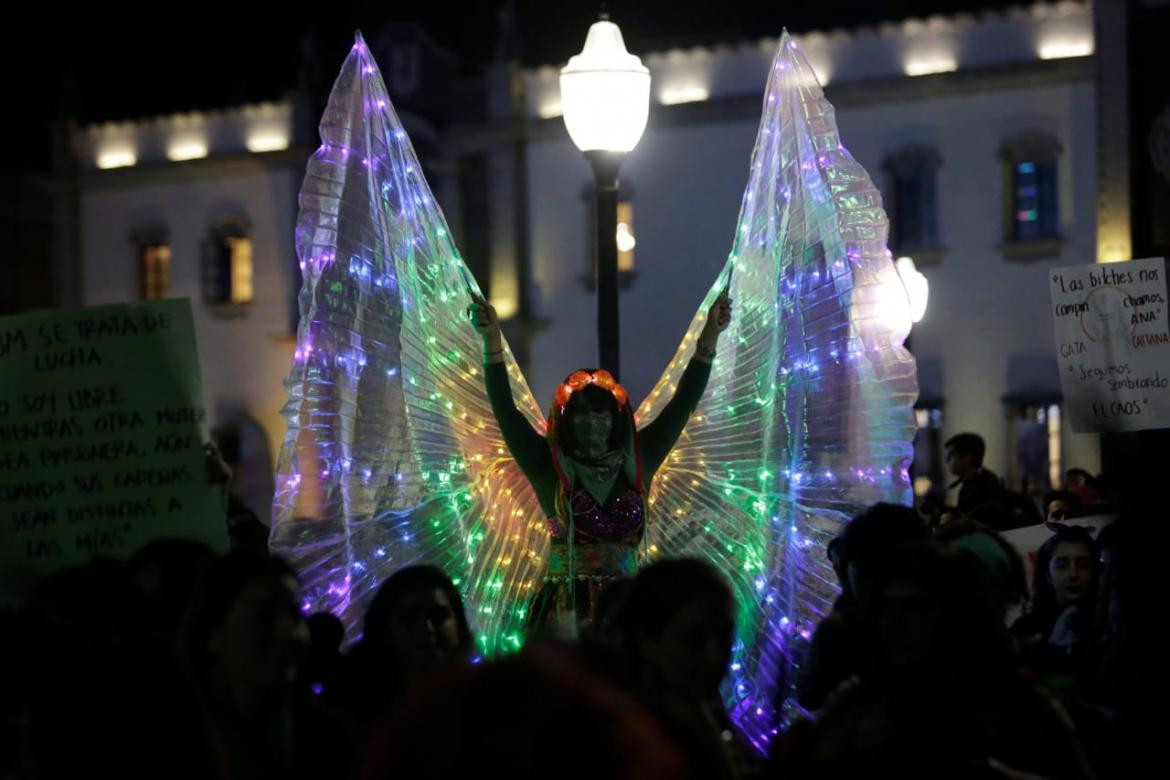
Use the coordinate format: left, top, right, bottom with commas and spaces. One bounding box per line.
945, 433, 1005, 515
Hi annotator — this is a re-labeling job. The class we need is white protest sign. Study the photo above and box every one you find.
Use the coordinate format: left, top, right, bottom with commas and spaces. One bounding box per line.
1001, 515, 1114, 597
1049, 257, 1170, 432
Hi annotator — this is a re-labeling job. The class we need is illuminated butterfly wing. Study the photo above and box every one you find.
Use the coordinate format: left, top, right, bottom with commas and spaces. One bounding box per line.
635, 32, 918, 749
271, 34, 549, 655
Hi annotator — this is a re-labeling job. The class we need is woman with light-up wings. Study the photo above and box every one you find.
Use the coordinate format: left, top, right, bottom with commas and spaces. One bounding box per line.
272, 31, 916, 749
467, 286, 730, 633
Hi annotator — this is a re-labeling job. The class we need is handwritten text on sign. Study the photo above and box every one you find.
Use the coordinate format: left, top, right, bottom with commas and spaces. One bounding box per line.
0, 299, 226, 604
1049, 257, 1170, 432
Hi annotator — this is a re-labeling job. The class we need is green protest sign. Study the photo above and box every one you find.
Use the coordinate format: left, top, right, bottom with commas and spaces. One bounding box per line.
0, 299, 227, 604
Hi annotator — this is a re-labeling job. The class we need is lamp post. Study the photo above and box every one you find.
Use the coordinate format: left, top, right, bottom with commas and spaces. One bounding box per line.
560, 17, 649, 379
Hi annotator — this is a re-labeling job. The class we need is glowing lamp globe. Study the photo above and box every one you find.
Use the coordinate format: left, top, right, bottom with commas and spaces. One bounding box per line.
895, 256, 930, 324
559, 20, 650, 153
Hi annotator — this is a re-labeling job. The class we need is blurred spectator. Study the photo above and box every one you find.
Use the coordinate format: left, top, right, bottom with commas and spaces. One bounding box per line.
1063, 469, 1101, 507
797, 503, 927, 711
775, 542, 1093, 779
1010, 525, 1099, 687
616, 558, 760, 780
1043, 490, 1084, 523
945, 433, 1005, 515
360, 643, 685, 780
934, 518, 1028, 615
127, 537, 217, 646
337, 565, 473, 727
225, 495, 269, 555
20, 558, 208, 779
180, 552, 312, 779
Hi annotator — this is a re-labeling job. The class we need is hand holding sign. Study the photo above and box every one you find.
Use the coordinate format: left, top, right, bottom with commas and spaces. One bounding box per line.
0, 299, 227, 605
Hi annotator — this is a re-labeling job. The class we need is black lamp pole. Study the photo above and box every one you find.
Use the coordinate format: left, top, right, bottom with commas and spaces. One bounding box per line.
587, 149, 624, 380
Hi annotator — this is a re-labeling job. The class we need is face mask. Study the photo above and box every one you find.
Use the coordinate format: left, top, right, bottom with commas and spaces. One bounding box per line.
570, 410, 613, 457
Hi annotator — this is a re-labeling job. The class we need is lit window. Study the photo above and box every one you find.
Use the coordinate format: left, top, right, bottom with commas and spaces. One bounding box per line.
226, 237, 254, 304
1011, 160, 1058, 241
140, 245, 171, 301
203, 221, 254, 307
911, 403, 944, 499
1000, 132, 1062, 245
1046, 404, 1062, 490
1009, 400, 1063, 496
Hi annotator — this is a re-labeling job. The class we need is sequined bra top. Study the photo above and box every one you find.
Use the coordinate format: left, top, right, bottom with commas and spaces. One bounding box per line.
565, 484, 644, 542
545, 482, 645, 580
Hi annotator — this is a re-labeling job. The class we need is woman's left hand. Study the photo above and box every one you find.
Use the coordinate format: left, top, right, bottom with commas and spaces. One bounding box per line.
705, 287, 732, 335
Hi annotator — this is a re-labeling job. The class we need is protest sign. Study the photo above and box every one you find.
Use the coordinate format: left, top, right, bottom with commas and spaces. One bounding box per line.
0, 299, 227, 604
1049, 257, 1170, 432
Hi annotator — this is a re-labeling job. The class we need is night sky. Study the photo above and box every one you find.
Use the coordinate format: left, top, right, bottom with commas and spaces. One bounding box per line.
7, 0, 1024, 173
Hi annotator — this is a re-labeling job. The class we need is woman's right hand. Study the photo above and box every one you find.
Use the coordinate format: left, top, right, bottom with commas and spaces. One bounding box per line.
468, 294, 502, 345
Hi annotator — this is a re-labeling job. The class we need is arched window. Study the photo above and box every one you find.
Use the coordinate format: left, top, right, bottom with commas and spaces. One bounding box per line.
1005, 397, 1063, 498
911, 401, 945, 500
1000, 131, 1062, 247
202, 215, 254, 309
140, 245, 171, 301
883, 146, 942, 255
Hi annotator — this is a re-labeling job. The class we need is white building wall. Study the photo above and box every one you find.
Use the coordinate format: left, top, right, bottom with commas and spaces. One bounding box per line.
71, 1, 1104, 504
80, 167, 300, 472
836, 82, 1100, 475
524, 75, 1101, 478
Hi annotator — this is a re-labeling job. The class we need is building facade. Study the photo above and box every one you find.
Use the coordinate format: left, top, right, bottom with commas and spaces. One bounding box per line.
69, 1, 1162, 516
494, 0, 1105, 499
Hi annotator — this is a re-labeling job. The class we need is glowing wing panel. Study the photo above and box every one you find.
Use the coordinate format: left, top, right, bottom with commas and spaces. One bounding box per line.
637, 32, 918, 749
271, 34, 549, 655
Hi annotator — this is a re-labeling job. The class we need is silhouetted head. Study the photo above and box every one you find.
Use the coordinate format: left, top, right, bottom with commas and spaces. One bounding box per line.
362, 565, 473, 678
867, 542, 1014, 674
1032, 524, 1098, 614
838, 502, 928, 603
945, 432, 986, 478
934, 518, 1027, 610
181, 552, 308, 705
617, 558, 735, 701
1042, 490, 1083, 523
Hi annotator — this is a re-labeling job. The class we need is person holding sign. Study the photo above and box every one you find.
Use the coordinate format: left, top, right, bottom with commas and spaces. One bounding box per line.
1010, 524, 1099, 684
0, 300, 227, 607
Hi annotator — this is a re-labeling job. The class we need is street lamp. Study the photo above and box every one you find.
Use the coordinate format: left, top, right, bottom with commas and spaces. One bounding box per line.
560, 16, 650, 379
